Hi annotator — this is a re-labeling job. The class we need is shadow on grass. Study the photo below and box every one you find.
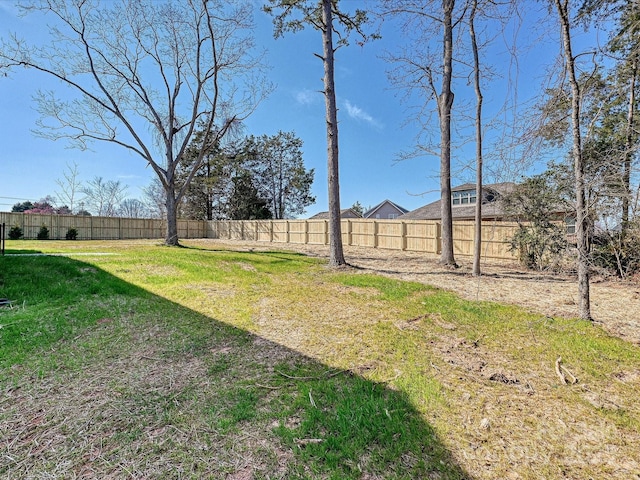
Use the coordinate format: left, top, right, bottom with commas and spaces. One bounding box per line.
0, 250, 472, 479
182, 243, 317, 263
1, 248, 45, 255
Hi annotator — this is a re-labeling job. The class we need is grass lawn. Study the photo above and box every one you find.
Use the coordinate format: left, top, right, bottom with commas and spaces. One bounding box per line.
1, 239, 639, 479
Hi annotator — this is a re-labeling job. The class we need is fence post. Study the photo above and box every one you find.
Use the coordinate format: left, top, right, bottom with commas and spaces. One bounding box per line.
324, 220, 328, 245
1, 223, 5, 256
373, 221, 379, 248
401, 221, 407, 251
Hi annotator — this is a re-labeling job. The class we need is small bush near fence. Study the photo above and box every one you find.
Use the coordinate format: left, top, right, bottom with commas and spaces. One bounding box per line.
8, 226, 23, 240
37, 225, 50, 240
65, 228, 79, 240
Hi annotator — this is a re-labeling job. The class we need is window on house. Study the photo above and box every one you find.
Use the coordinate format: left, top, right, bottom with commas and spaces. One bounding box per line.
565, 217, 576, 234
452, 189, 477, 206
484, 191, 496, 203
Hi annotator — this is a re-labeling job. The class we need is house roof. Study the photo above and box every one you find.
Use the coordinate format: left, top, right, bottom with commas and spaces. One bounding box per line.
309, 208, 362, 220
399, 182, 517, 221
363, 199, 409, 218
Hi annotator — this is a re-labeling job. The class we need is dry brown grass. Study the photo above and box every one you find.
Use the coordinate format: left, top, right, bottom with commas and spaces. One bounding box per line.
1, 318, 303, 479
186, 239, 640, 346
185, 240, 640, 479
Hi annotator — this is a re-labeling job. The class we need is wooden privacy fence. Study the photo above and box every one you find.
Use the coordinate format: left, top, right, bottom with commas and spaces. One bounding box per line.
0, 211, 520, 261
0, 212, 205, 240
207, 219, 520, 261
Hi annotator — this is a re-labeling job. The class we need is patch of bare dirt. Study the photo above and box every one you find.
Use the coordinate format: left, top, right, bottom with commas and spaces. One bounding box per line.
187, 239, 640, 345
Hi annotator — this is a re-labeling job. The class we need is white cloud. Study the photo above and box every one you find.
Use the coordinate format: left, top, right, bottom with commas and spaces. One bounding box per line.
344, 100, 382, 129
295, 89, 317, 106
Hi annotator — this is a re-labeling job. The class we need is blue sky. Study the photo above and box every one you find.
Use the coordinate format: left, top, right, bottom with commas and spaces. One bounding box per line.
0, 1, 580, 217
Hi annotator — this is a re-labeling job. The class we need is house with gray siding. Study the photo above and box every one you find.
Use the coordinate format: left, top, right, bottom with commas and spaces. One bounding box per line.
363, 200, 409, 219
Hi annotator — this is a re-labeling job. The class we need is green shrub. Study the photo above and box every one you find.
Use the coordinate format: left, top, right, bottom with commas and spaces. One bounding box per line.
37, 225, 50, 240
8, 225, 23, 240
509, 223, 567, 271
591, 224, 640, 278
65, 228, 79, 240
502, 173, 571, 271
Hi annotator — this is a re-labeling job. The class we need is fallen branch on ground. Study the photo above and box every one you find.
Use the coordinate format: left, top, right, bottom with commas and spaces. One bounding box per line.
555, 357, 578, 384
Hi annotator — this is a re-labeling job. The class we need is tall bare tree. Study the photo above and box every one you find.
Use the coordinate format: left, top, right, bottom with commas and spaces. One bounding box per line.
439, 0, 457, 267
55, 161, 83, 213
384, 0, 468, 267
265, 0, 375, 267
0, 0, 268, 245
469, 0, 484, 276
553, 0, 592, 320
82, 176, 128, 217
143, 178, 167, 220
118, 198, 149, 219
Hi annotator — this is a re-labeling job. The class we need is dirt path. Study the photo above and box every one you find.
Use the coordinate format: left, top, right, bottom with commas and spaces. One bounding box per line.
189, 240, 640, 346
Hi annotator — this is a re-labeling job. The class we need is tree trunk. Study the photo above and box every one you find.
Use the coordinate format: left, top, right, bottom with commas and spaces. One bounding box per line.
439, 0, 457, 267
206, 161, 213, 221
165, 185, 180, 246
623, 55, 637, 230
322, 0, 346, 267
555, 0, 591, 320
470, 0, 483, 277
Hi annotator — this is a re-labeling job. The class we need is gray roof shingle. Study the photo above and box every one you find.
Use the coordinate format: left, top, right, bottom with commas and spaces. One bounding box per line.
399, 182, 517, 220
309, 208, 362, 219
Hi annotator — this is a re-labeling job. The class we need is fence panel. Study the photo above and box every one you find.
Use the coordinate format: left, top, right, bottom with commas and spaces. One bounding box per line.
480, 222, 519, 260
404, 221, 439, 254
288, 221, 306, 244
348, 219, 376, 248
255, 220, 272, 242
270, 221, 287, 243
376, 220, 404, 250
177, 219, 206, 239
307, 220, 328, 245
453, 222, 475, 256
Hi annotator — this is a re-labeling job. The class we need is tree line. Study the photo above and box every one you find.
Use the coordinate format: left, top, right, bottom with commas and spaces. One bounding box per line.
11, 129, 315, 222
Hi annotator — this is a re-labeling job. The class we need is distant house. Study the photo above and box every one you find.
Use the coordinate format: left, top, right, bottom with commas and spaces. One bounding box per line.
364, 200, 409, 220
309, 208, 362, 220
399, 182, 517, 221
